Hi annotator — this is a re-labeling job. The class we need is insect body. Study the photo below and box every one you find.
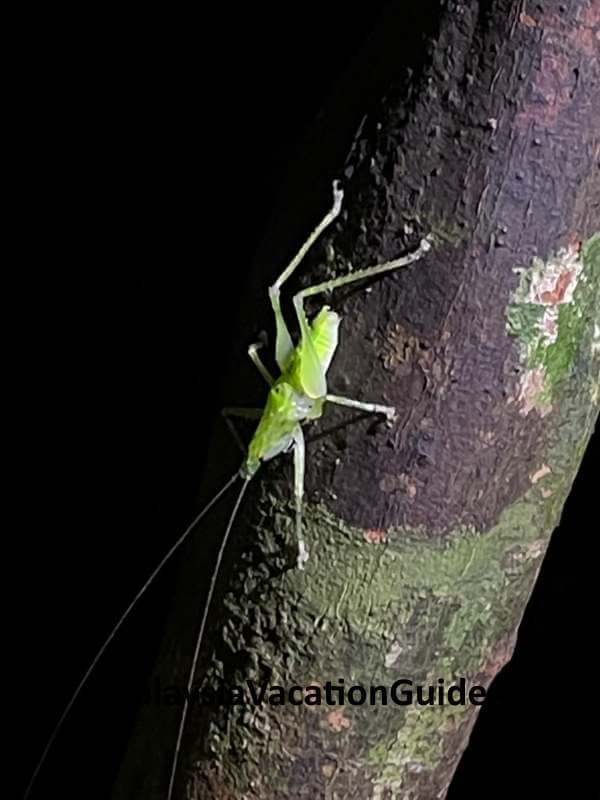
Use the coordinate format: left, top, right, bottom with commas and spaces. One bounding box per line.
24, 180, 431, 800
230, 180, 430, 569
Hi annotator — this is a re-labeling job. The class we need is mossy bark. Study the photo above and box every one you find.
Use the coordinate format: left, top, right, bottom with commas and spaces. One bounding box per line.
114, 1, 599, 798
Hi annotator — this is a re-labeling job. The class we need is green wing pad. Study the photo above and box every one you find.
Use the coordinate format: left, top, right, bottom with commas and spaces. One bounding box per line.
309, 306, 340, 374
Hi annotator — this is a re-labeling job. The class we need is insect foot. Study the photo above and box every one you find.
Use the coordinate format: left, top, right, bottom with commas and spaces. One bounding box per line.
297, 538, 310, 570
331, 179, 344, 216
384, 406, 398, 424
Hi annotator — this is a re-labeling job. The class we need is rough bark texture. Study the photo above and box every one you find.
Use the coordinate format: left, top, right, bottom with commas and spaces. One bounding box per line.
115, 1, 599, 798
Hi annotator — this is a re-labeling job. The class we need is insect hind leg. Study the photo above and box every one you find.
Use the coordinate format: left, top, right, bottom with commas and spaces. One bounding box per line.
268, 180, 344, 370
292, 237, 432, 309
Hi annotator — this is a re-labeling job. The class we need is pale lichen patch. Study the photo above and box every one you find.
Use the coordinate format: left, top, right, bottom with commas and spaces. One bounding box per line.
519, 12, 538, 27
517, 366, 552, 416
326, 708, 351, 732
479, 429, 496, 445
364, 529, 387, 544
384, 641, 404, 668
511, 243, 582, 308
506, 234, 599, 415
540, 306, 559, 343
369, 704, 465, 790
530, 464, 551, 484
592, 323, 600, 356
320, 759, 336, 779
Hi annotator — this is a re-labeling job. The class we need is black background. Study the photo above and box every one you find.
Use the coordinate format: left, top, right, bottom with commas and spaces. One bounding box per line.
18, 4, 595, 799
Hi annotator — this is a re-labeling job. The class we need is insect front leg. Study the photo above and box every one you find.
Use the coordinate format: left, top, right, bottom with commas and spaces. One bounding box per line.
248, 339, 275, 385
292, 426, 309, 569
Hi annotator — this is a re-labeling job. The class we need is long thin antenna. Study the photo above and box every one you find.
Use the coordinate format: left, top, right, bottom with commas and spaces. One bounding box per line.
166, 475, 251, 800
24, 470, 241, 800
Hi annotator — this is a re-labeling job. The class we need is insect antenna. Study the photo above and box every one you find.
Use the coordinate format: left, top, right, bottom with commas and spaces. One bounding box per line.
24, 469, 242, 800
166, 473, 252, 800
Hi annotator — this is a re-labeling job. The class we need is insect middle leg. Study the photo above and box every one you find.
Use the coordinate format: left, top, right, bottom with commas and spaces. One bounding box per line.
221, 407, 263, 453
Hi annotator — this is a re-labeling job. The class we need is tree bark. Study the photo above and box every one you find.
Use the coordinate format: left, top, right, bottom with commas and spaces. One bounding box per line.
114, 1, 599, 798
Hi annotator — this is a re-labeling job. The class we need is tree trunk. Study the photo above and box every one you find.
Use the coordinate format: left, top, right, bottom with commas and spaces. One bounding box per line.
114, 1, 599, 798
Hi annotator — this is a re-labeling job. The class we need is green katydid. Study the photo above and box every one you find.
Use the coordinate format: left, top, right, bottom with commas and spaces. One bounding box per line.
24, 180, 431, 800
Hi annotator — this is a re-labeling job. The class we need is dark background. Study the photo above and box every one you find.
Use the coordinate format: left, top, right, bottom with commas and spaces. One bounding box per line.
18, 3, 595, 798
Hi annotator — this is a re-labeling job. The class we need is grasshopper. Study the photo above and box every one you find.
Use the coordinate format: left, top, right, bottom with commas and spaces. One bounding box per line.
25, 180, 431, 800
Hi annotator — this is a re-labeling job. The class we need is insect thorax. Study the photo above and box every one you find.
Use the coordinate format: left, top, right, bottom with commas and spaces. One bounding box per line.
245, 381, 324, 474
